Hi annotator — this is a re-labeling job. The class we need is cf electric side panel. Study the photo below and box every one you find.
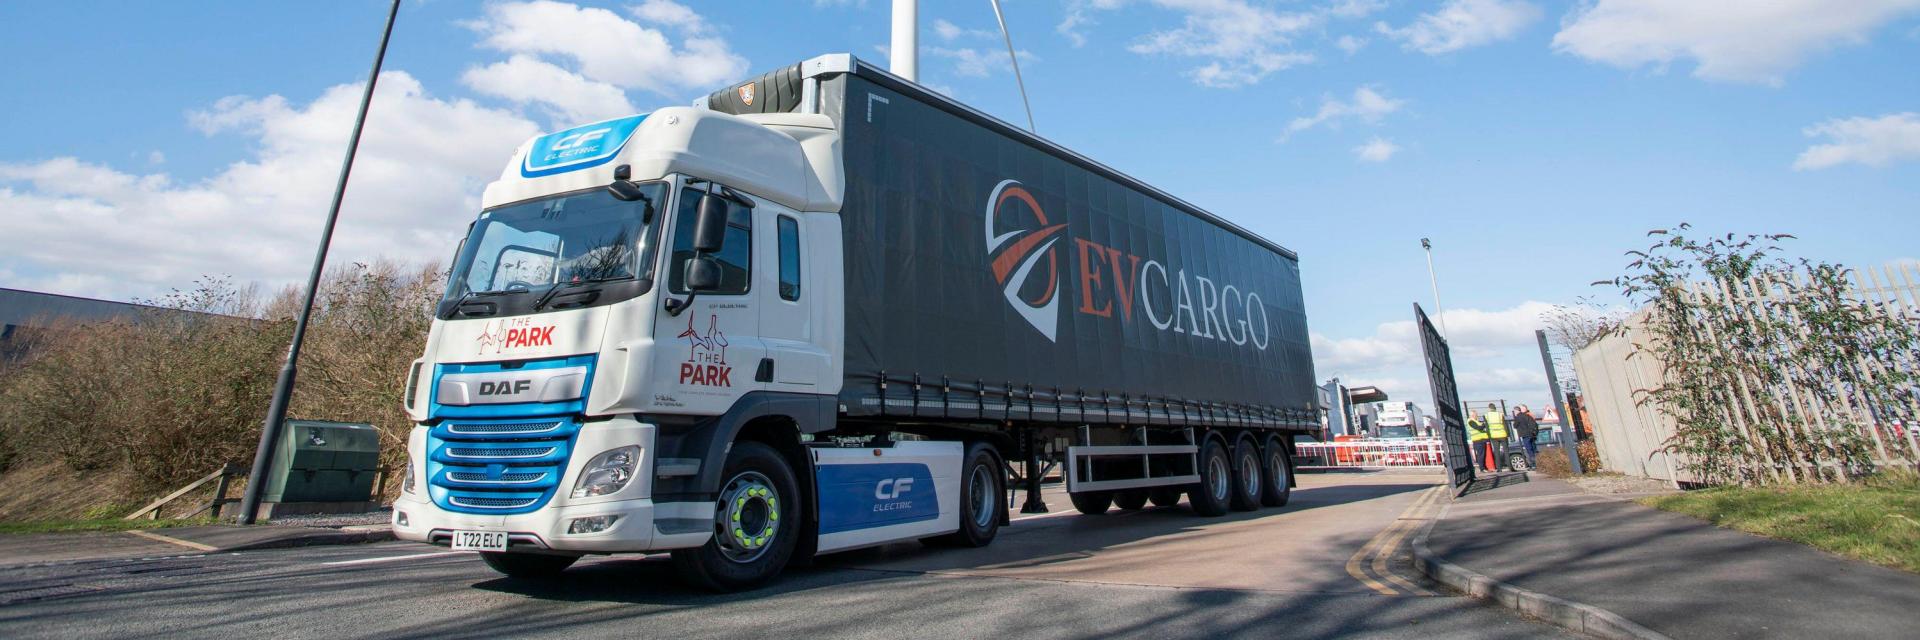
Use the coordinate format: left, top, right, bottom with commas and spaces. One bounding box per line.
813, 442, 961, 553
823, 71, 1316, 430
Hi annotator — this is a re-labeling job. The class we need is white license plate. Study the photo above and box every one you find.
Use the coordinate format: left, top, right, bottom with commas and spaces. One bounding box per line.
451, 530, 508, 552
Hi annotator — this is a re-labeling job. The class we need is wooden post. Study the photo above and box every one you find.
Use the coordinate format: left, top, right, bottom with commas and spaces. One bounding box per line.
208, 464, 236, 520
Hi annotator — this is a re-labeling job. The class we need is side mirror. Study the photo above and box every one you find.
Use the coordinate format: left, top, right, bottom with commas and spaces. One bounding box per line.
608, 179, 649, 202
685, 256, 722, 291
693, 193, 728, 253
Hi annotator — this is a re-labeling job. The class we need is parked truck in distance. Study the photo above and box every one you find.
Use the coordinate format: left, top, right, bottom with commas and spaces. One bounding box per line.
391, 54, 1317, 591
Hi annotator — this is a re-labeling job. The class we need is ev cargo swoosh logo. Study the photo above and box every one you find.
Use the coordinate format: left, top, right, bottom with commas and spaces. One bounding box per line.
984, 179, 1068, 341
980, 178, 1276, 351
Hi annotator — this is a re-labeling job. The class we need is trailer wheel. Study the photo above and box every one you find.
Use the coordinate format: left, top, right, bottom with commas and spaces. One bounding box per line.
926, 443, 1004, 547
1069, 491, 1113, 515
1259, 434, 1293, 508
1113, 489, 1149, 510
479, 552, 577, 578
671, 441, 801, 592
1229, 438, 1262, 512
1189, 438, 1232, 517
1148, 488, 1182, 507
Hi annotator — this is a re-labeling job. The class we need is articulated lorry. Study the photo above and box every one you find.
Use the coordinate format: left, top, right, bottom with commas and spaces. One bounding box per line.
393, 54, 1317, 590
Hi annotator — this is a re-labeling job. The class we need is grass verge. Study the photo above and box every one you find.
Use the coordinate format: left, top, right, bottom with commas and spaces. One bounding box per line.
1640, 472, 1920, 574
0, 517, 213, 535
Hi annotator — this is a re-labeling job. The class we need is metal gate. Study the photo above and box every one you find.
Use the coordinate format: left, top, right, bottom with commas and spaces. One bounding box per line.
1416, 303, 1474, 490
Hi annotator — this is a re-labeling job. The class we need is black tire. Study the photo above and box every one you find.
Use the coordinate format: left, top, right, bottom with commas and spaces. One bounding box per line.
1113, 489, 1149, 510
1189, 438, 1232, 517
927, 443, 1003, 547
479, 552, 577, 578
1259, 435, 1293, 508
1148, 488, 1182, 507
1508, 452, 1530, 472
1069, 490, 1113, 515
670, 441, 802, 592
1229, 437, 1262, 512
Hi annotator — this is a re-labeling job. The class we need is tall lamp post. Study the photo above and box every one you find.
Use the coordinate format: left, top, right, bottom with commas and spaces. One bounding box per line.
237, 0, 402, 524
1421, 238, 1449, 339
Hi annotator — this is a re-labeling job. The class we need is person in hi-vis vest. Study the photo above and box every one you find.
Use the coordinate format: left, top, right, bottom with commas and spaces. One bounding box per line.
1466, 414, 1490, 471
1482, 404, 1508, 472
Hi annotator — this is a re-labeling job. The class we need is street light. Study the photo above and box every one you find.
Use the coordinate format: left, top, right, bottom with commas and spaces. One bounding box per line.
237, 0, 402, 524
1421, 238, 1449, 339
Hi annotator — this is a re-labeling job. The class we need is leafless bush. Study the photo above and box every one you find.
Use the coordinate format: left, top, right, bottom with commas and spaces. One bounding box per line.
0, 262, 442, 496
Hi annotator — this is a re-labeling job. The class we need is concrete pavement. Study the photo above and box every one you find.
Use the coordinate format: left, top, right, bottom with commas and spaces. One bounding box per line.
1421, 474, 1920, 640
0, 472, 1577, 639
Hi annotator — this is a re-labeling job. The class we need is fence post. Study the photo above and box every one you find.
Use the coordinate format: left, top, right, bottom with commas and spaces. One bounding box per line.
1536, 330, 1582, 474
208, 464, 235, 520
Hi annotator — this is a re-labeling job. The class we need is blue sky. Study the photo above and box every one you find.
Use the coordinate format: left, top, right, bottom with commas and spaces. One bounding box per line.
3, 1, 1918, 413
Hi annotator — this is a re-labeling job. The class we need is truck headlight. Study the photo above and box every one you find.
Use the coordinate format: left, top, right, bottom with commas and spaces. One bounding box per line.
572, 446, 640, 498
403, 461, 417, 494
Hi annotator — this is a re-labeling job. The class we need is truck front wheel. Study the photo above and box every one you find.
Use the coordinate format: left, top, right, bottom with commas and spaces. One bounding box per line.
671, 441, 802, 592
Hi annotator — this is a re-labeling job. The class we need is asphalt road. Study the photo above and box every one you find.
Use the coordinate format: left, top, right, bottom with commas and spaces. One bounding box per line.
0, 472, 1575, 639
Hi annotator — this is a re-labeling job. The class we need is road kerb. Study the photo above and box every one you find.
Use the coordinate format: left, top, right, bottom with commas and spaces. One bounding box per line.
1410, 510, 1672, 640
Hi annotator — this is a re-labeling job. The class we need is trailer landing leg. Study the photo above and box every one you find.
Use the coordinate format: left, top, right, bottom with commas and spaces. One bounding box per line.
1021, 427, 1049, 514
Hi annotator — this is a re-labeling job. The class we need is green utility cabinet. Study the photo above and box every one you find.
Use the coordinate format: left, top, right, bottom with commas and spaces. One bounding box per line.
263, 420, 381, 503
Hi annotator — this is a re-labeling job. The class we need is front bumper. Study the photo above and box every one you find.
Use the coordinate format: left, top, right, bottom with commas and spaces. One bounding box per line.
392, 415, 714, 553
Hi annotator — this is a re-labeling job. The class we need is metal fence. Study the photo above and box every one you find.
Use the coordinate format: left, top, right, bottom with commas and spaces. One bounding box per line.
1573, 262, 1920, 486
1295, 439, 1447, 469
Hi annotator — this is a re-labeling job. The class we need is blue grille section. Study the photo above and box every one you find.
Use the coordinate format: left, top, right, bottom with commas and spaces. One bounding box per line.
427, 418, 580, 515
424, 354, 598, 515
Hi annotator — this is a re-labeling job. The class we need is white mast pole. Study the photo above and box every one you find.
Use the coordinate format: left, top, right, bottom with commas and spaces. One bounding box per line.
891, 0, 918, 81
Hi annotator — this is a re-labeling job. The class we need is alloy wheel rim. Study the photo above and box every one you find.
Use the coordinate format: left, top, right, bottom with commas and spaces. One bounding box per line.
714, 471, 779, 564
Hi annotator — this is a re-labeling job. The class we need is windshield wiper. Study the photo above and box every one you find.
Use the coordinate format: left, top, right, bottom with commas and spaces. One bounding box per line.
532, 278, 628, 311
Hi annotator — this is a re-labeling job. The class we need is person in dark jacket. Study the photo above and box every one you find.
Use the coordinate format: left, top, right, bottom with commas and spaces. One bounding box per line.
1512, 405, 1541, 468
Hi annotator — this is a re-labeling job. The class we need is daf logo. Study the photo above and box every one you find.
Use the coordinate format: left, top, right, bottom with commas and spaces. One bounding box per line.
477, 380, 532, 396
874, 477, 914, 500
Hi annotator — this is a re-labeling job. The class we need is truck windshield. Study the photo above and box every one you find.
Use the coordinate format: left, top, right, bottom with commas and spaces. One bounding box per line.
1378, 426, 1415, 439
444, 183, 667, 303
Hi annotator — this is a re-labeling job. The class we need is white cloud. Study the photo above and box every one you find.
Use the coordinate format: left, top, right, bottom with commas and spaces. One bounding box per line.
0, 72, 540, 300
631, 0, 708, 34
1280, 86, 1402, 141
1793, 113, 1920, 170
933, 19, 999, 42
1314, 301, 1559, 373
1327, 0, 1388, 20
1127, 0, 1319, 88
1313, 301, 1565, 412
1058, 0, 1128, 48
1377, 0, 1541, 55
1336, 35, 1368, 55
146, 151, 166, 165
1353, 137, 1400, 162
462, 55, 637, 125
927, 47, 1037, 79
463, 0, 746, 97
1552, 0, 1920, 85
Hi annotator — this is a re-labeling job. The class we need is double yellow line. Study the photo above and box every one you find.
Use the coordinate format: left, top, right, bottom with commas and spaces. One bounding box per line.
1345, 486, 1443, 596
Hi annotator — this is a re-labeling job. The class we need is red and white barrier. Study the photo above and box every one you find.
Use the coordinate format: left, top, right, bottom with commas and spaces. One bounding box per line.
1295, 439, 1446, 469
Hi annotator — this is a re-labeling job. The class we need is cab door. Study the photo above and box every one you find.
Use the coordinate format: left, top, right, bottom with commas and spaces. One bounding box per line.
646, 181, 764, 415
753, 201, 828, 390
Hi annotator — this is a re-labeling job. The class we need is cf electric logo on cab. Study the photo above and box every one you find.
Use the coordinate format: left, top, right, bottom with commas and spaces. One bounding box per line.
875, 477, 914, 500
985, 180, 1068, 341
